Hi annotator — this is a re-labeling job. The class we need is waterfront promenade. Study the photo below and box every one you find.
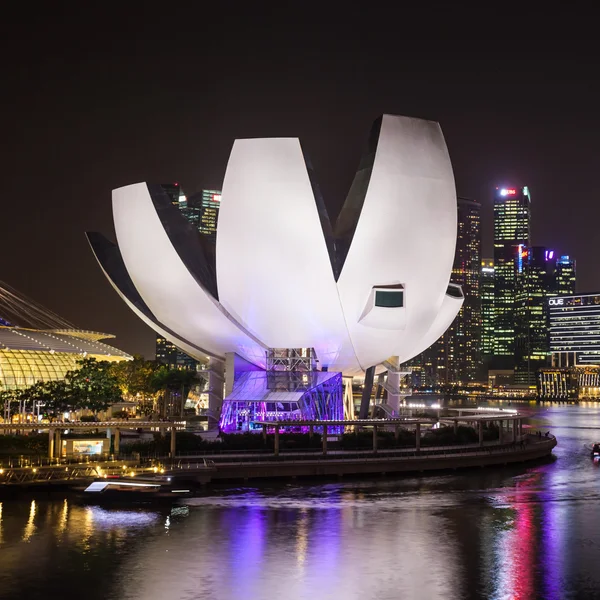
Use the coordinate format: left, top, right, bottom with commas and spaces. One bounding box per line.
0, 433, 556, 488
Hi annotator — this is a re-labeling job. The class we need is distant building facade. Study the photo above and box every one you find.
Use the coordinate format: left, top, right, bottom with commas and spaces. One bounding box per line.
161, 182, 184, 206
514, 246, 554, 385
553, 255, 576, 296
538, 365, 600, 400
481, 258, 495, 359
493, 186, 531, 367
403, 197, 481, 385
182, 189, 222, 243
549, 293, 600, 367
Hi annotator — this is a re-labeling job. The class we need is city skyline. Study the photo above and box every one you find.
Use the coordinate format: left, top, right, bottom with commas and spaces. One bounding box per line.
2, 13, 599, 358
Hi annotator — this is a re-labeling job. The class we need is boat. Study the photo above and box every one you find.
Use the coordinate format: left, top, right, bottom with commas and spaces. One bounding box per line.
78, 477, 192, 503
591, 443, 600, 460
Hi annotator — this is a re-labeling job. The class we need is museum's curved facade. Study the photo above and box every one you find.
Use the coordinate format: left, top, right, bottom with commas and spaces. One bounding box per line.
88, 114, 463, 377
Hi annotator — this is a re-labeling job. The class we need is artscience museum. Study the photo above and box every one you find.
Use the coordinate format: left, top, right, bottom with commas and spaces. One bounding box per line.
88, 114, 463, 430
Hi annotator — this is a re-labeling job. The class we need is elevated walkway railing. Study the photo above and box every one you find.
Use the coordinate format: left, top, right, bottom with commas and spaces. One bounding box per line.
381, 360, 411, 375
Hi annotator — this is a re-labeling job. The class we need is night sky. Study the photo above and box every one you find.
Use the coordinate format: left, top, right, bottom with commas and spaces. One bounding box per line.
1, 7, 598, 358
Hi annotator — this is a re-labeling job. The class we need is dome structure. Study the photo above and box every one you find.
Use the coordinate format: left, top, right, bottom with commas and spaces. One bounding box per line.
88, 114, 463, 376
0, 326, 131, 390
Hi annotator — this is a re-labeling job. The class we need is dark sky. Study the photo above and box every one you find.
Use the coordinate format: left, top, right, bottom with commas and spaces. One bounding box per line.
1, 7, 599, 358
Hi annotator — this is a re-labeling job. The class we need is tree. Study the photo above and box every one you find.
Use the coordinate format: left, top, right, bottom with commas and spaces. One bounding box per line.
66, 357, 122, 416
151, 366, 201, 417
0, 388, 20, 421
110, 355, 160, 414
20, 380, 75, 421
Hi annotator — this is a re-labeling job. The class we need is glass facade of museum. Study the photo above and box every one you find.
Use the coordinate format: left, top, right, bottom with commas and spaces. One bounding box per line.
219, 370, 344, 433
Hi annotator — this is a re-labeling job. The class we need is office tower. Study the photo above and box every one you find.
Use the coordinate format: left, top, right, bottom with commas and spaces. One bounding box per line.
553, 255, 576, 296
481, 258, 495, 357
493, 186, 531, 367
155, 335, 199, 370
514, 246, 553, 385
403, 197, 481, 385
549, 293, 600, 367
445, 197, 482, 382
184, 189, 222, 243
161, 182, 184, 207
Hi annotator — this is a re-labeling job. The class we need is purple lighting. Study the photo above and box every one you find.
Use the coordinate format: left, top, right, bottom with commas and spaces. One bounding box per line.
219, 371, 344, 433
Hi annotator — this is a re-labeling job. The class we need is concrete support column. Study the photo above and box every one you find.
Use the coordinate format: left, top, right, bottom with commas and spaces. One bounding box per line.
386, 370, 401, 414
512, 420, 517, 443
48, 428, 55, 459
359, 366, 375, 419
54, 429, 61, 459
453, 420, 458, 435
274, 425, 280, 457
262, 424, 267, 443
519, 419, 523, 437
375, 374, 385, 400
208, 357, 225, 430
415, 423, 421, 453
373, 425, 378, 454
309, 424, 314, 440
322, 424, 328, 456
170, 426, 176, 458
114, 429, 120, 455
478, 421, 484, 447
498, 420, 503, 444
343, 376, 355, 420
394, 425, 400, 441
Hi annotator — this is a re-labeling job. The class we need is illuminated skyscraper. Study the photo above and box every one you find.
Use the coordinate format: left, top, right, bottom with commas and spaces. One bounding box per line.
446, 197, 482, 382
403, 197, 481, 385
481, 258, 495, 358
549, 293, 600, 367
493, 186, 531, 367
183, 189, 222, 243
553, 255, 576, 296
514, 246, 553, 385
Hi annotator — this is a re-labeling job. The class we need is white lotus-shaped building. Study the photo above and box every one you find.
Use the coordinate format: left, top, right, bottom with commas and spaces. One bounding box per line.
88, 114, 463, 379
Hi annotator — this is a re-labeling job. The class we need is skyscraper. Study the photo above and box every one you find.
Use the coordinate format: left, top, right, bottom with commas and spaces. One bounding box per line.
161, 182, 184, 207
493, 186, 531, 367
553, 255, 576, 296
549, 292, 600, 367
184, 189, 222, 243
514, 245, 553, 385
403, 197, 481, 385
481, 258, 495, 358
445, 197, 482, 382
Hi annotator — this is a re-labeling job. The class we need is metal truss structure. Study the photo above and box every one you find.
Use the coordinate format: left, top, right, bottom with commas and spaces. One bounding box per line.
267, 348, 316, 372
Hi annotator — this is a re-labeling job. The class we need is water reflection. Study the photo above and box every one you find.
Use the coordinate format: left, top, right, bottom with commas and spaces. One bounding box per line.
1, 404, 600, 599
22, 499, 36, 542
